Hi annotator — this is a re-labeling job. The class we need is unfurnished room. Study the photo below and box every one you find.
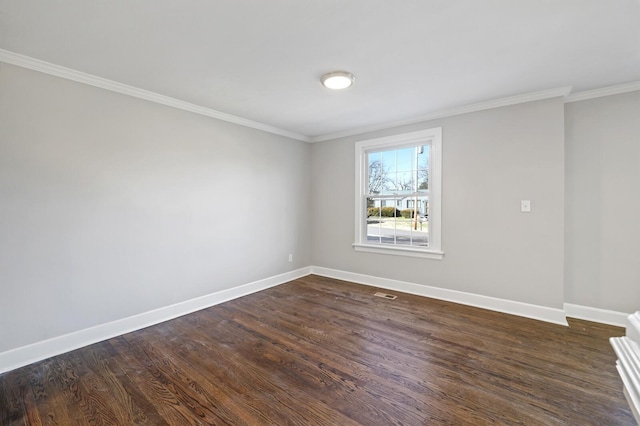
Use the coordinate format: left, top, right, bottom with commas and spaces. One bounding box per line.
1, 1, 640, 425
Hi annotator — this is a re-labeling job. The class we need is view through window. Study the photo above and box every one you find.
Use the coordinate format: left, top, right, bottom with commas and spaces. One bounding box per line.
367, 144, 430, 248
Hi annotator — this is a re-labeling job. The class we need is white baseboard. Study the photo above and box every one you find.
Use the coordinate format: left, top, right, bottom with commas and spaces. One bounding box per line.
564, 303, 630, 328
310, 266, 569, 326
0, 267, 312, 375
5, 265, 626, 375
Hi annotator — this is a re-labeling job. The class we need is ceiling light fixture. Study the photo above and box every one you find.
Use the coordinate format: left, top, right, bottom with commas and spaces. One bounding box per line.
321, 71, 355, 90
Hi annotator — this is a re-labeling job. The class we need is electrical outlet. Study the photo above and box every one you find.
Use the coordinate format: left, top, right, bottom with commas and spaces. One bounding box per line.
288, 253, 293, 262
521, 200, 531, 213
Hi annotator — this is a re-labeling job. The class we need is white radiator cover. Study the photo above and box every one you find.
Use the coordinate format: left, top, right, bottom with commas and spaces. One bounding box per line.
610, 311, 640, 424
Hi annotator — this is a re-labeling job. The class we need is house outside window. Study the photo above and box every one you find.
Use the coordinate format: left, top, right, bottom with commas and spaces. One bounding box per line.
354, 128, 443, 259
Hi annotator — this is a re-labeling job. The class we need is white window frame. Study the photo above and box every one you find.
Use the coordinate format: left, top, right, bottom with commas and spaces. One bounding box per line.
353, 127, 443, 260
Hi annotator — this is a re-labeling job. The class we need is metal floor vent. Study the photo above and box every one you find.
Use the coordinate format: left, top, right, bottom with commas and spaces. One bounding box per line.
374, 292, 397, 300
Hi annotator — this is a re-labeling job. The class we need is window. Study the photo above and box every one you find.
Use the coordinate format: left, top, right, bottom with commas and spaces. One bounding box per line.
354, 128, 443, 259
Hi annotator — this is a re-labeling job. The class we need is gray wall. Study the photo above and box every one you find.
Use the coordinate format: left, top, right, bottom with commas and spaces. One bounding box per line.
0, 63, 311, 353
2, 57, 638, 357
565, 92, 640, 313
311, 98, 566, 309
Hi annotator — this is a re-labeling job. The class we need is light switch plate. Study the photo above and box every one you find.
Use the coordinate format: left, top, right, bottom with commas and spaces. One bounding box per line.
521, 200, 531, 213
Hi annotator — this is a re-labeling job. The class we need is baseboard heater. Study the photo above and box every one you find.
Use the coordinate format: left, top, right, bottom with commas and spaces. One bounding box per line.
610, 311, 640, 424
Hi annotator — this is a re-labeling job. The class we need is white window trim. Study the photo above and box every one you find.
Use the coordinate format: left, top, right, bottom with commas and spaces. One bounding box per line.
353, 127, 443, 260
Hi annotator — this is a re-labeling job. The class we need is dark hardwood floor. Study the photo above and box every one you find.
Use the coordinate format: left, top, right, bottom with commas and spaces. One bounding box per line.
0, 275, 634, 425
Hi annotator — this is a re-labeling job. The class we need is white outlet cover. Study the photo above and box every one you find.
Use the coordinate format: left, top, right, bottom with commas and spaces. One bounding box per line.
521, 200, 531, 212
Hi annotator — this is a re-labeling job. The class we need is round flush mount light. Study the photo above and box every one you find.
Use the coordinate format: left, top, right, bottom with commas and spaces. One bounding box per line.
321, 71, 355, 90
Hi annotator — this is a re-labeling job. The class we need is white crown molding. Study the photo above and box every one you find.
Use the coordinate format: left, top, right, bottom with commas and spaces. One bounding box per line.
0, 267, 312, 374
566, 80, 640, 103
311, 86, 573, 142
0, 49, 311, 143
3, 49, 639, 146
564, 303, 630, 328
310, 266, 569, 326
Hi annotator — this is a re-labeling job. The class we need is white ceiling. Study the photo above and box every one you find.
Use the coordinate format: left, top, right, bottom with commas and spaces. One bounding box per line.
1, 0, 639, 141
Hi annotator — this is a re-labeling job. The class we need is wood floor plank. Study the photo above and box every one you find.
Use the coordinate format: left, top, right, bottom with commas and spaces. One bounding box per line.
0, 275, 635, 425
0, 369, 25, 426
25, 360, 71, 426
222, 313, 425, 425
218, 295, 487, 423
172, 312, 363, 426
224, 284, 566, 424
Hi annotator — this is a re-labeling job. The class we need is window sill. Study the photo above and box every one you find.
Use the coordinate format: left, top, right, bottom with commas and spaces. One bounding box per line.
352, 243, 444, 260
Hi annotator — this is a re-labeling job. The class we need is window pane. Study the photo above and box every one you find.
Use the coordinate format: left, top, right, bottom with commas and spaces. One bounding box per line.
381, 150, 397, 174
394, 171, 414, 193
396, 147, 415, 173
418, 144, 429, 190
366, 197, 382, 244
367, 152, 385, 195
367, 197, 380, 215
